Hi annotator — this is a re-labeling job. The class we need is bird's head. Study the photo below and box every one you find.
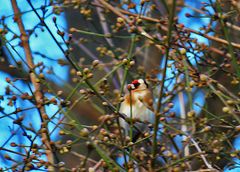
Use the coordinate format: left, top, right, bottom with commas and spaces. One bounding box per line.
127, 79, 148, 91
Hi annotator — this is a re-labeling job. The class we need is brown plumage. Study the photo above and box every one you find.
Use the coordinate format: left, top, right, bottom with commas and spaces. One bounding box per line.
119, 79, 154, 135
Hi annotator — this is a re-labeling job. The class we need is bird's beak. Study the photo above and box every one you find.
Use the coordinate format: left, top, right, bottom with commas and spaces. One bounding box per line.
127, 84, 135, 90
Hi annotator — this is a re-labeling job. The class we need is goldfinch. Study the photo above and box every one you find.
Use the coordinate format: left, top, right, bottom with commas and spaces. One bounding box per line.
119, 79, 154, 136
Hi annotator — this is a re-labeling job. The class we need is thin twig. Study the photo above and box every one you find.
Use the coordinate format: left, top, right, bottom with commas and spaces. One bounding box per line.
70, 151, 98, 164
92, 1, 240, 49
177, 77, 189, 156
88, 159, 104, 171
152, 0, 176, 166
11, 0, 55, 170
190, 138, 214, 170
94, 0, 115, 47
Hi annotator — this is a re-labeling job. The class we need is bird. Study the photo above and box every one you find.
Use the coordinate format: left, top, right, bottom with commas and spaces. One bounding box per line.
119, 78, 155, 138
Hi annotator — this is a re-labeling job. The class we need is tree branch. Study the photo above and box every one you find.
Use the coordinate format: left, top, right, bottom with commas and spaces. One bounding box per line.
11, 0, 55, 170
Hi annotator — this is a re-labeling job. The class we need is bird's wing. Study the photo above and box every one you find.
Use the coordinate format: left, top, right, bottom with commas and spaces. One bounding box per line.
139, 90, 154, 112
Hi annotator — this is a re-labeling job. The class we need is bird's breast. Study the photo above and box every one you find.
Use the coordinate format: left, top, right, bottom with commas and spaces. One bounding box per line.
120, 100, 154, 123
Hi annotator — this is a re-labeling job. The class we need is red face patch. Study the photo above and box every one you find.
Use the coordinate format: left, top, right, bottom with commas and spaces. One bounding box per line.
131, 80, 140, 89
131, 80, 139, 84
